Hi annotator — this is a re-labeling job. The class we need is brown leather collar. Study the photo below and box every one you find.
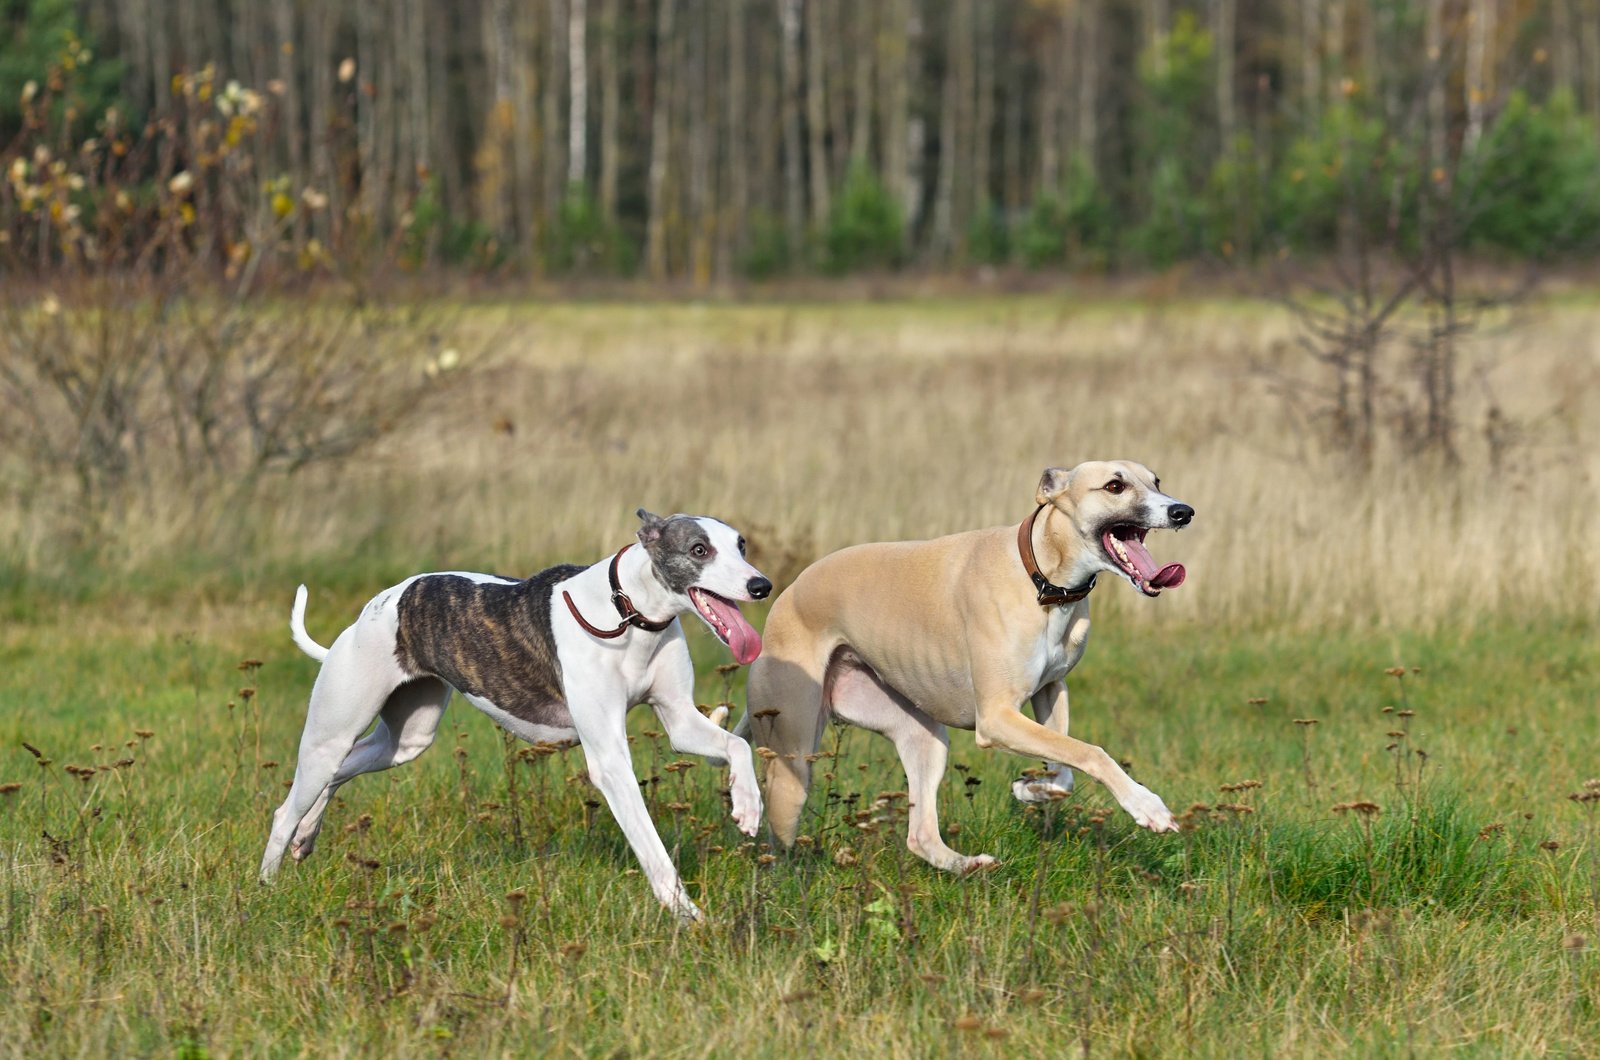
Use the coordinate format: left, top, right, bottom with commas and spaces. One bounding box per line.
563, 543, 675, 639
1017, 503, 1097, 607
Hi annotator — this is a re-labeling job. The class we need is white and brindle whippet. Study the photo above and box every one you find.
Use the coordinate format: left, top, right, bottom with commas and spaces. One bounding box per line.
260, 509, 771, 921
742, 461, 1193, 873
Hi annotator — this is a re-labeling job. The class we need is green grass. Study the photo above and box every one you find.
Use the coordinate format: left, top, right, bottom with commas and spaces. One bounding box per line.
1, 595, 1596, 1056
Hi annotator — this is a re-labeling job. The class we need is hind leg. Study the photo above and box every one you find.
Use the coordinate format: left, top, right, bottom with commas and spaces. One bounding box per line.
830, 658, 995, 873
746, 650, 828, 848
260, 625, 410, 881
290, 677, 452, 860
1012, 681, 1076, 804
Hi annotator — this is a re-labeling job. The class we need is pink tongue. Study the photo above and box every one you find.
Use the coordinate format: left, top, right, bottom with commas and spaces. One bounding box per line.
704, 594, 763, 665
1110, 533, 1187, 590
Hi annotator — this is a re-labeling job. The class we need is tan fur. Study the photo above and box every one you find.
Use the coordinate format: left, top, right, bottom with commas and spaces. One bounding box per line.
746, 460, 1187, 872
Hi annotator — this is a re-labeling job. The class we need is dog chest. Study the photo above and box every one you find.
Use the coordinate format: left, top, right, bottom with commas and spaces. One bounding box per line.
393, 567, 584, 730
1030, 604, 1091, 687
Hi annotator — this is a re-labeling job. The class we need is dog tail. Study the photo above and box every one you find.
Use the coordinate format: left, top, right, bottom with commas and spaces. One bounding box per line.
290, 584, 331, 662
730, 708, 751, 738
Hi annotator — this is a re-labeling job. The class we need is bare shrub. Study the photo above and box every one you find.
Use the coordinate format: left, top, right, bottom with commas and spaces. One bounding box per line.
0, 56, 481, 548
0, 284, 470, 530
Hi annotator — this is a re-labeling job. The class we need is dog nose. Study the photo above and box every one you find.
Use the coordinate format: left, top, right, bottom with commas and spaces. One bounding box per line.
1168, 503, 1194, 527
747, 576, 772, 600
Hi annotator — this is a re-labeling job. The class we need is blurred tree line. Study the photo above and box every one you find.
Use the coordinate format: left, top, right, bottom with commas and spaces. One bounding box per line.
3, 0, 1600, 281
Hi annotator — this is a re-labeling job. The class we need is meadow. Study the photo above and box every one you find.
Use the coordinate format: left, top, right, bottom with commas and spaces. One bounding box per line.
1, 292, 1597, 1056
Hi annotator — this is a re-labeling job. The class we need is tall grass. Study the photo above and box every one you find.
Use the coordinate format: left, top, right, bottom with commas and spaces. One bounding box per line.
9, 294, 1594, 629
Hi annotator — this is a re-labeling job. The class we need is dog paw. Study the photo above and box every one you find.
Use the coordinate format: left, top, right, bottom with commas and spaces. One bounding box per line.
1120, 784, 1179, 833
289, 837, 315, 862
730, 786, 763, 836
1011, 769, 1074, 804
958, 853, 1000, 875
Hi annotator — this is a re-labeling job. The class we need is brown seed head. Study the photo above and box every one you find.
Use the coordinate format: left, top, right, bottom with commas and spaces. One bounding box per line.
1563, 934, 1587, 952
1384, 667, 1406, 677
952, 1015, 983, 1032
1247, 697, 1268, 706
1294, 718, 1319, 726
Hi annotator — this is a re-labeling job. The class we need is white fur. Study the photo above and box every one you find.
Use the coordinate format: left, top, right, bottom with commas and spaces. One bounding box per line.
261, 538, 766, 922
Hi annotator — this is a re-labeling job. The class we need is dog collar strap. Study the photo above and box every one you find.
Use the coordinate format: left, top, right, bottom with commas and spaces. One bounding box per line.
1018, 503, 1097, 607
563, 544, 675, 639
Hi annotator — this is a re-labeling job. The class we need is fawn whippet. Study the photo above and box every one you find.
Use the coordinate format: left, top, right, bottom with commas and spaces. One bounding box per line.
742, 461, 1192, 871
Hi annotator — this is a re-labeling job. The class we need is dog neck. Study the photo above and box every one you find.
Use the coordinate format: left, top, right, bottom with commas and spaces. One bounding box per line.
564, 544, 679, 639
1024, 504, 1099, 606
612, 543, 679, 625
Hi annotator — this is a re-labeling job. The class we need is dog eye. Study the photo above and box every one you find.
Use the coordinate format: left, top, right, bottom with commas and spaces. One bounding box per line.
737, 537, 746, 555
691, 544, 708, 558
1104, 480, 1125, 495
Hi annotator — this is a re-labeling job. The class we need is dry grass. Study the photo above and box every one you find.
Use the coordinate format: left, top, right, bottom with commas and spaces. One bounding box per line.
81, 292, 1589, 630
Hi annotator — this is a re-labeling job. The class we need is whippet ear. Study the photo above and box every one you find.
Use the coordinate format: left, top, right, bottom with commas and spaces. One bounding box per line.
636, 508, 666, 546
1034, 467, 1072, 506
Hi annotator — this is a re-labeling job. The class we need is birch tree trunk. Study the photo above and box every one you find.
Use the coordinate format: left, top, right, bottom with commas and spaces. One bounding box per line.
275, 0, 306, 251
850, 0, 874, 163
972, 0, 995, 215
1076, 0, 1101, 179
930, 0, 967, 258
779, 0, 805, 252
646, 0, 677, 278
1426, 0, 1446, 172
309, 1, 336, 244
1002, 10, 1022, 214
1300, 0, 1322, 124
543, 0, 568, 222
599, 0, 620, 219
881, 0, 914, 226
1465, 0, 1491, 153
689, 1, 713, 285
1038, 7, 1064, 192
1213, 0, 1236, 150
1552, 0, 1577, 101
723, 0, 748, 270
569, 0, 588, 190
1585, 0, 1600, 131
805, 0, 832, 227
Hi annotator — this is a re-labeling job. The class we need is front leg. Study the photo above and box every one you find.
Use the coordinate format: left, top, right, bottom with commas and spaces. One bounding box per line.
647, 641, 762, 837
565, 676, 701, 921
1012, 681, 1076, 804
976, 699, 1176, 833
1011, 682, 1075, 807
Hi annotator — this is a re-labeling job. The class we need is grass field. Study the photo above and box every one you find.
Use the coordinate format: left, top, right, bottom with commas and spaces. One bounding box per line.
2, 294, 1598, 1056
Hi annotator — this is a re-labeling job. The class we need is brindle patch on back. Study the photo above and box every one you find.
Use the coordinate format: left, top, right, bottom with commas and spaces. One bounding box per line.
393, 565, 584, 730
645, 516, 715, 594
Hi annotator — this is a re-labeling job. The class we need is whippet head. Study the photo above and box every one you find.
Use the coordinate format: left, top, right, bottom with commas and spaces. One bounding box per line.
1035, 461, 1194, 597
636, 509, 771, 664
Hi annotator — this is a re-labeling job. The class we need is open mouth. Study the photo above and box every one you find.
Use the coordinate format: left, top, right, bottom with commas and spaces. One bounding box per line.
1102, 524, 1186, 598
687, 587, 763, 665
